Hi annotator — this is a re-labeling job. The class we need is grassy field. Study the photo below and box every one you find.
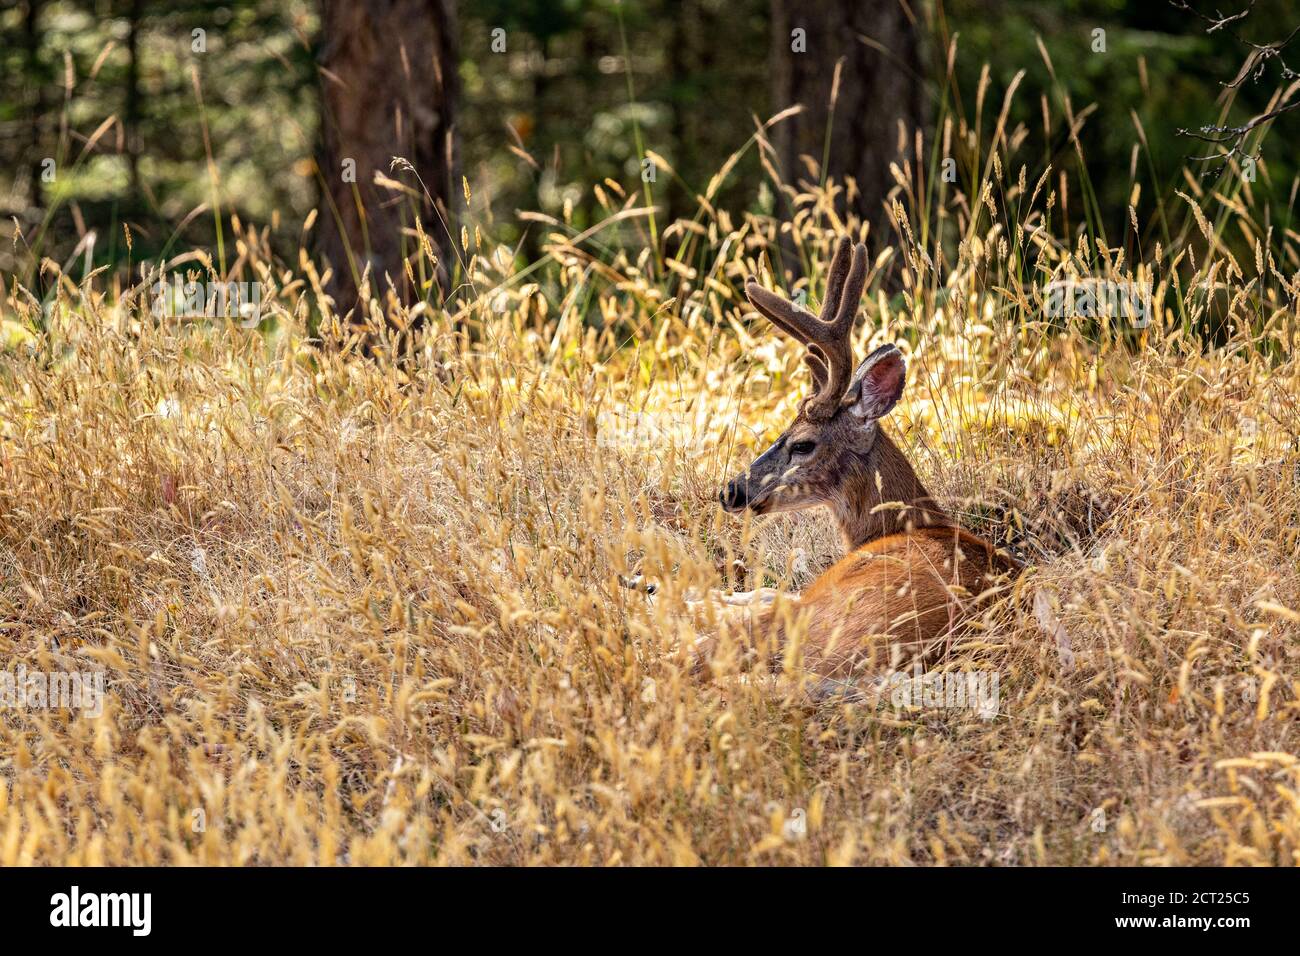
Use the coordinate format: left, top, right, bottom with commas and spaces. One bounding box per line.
3, 93, 1300, 864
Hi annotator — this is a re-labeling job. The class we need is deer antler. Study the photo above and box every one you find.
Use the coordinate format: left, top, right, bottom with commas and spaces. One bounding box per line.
744, 237, 868, 420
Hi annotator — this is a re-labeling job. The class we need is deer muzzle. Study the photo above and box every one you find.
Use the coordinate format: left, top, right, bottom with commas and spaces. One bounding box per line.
720, 478, 750, 513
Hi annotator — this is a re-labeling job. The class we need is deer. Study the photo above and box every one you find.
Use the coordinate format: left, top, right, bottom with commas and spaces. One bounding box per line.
655, 237, 1022, 686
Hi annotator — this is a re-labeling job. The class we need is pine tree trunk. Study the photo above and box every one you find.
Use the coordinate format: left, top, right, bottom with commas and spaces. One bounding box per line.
124, 0, 142, 197
769, 0, 925, 246
24, 0, 45, 213
317, 0, 458, 317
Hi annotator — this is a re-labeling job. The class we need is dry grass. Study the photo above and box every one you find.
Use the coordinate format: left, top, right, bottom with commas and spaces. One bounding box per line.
4, 94, 1300, 864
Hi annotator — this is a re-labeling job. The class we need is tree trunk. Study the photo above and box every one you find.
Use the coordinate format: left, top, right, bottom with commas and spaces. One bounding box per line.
317, 0, 458, 318
124, 0, 142, 197
769, 0, 924, 246
24, 0, 45, 212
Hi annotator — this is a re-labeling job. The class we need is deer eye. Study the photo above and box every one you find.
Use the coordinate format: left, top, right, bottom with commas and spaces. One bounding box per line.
789, 440, 816, 457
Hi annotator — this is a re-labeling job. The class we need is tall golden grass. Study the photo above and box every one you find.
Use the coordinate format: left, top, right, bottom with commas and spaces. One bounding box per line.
3, 54, 1300, 864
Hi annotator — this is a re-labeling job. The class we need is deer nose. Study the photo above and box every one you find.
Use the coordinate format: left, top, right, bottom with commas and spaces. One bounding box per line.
720, 480, 748, 512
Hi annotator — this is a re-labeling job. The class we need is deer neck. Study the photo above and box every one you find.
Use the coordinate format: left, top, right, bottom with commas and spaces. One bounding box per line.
829, 429, 952, 550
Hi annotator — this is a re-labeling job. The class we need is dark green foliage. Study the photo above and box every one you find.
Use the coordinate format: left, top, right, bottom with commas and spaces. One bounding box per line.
1, 0, 1297, 290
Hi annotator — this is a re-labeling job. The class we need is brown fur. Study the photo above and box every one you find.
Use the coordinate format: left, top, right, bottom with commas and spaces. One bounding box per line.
708, 430, 1021, 681
699, 242, 1021, 681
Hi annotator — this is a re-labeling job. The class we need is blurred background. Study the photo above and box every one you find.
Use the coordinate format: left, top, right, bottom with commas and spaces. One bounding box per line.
1, 0, 1297, 304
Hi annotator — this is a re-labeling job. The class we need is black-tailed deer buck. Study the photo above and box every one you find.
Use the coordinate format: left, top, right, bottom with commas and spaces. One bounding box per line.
686, 237, 1022, 682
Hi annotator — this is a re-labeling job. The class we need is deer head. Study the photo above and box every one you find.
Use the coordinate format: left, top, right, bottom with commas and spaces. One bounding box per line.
721, 238, 941, 545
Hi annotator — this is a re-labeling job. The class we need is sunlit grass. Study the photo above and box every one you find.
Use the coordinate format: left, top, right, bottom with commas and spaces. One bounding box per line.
2, 71, 1300, 863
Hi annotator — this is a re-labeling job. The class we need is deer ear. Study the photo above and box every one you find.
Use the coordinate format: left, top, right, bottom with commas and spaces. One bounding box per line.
847, 344, 906, 420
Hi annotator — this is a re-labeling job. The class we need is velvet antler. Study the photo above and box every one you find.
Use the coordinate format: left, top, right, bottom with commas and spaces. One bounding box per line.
744, 237, 868, 420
